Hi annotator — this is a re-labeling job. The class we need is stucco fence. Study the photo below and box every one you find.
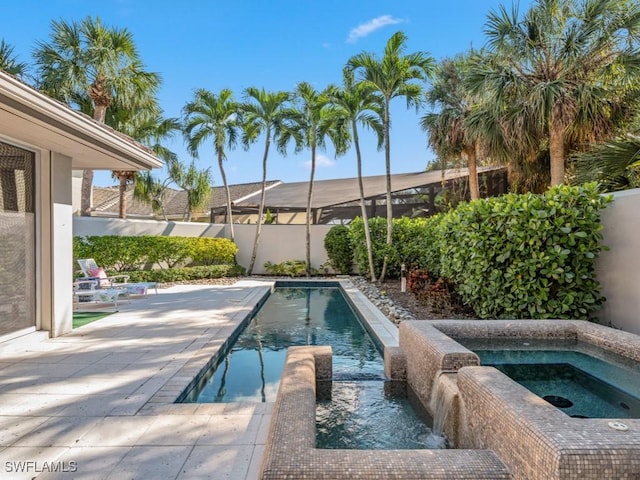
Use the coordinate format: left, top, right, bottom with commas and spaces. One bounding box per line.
73, 217, 336, 276
73, 187, 640, 335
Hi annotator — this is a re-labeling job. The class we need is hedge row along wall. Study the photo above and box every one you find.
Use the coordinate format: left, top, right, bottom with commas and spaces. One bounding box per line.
346, 183, 612, 320
73, 235, 238, 272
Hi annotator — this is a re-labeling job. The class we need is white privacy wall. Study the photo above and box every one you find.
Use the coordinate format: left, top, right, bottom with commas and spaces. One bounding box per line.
594, 188, 640, 335
73, 217, 333, 275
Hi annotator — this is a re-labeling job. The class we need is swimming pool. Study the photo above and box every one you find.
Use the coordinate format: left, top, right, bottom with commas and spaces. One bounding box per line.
177, 281, 449, 450
179, 284, 383, 403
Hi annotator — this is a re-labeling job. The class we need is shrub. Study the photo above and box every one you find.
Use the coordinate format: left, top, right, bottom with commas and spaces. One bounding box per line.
349, 216, 442, 278
187, 237, 238, 265
349, 217, 393, 279
74, 235, 239, 272
324, 225, 354, 274
407, 269, 432, 294
145, 236, 191, 269
407, 270, 467, 316
264, 260, 316, 277
73, 235, 152, 272
438, 183, 612, 319
120, 264, 245, 283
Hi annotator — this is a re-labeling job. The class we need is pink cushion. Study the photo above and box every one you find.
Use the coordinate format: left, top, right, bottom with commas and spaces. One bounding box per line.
88, 267, 101, 277
88, 267, 110, 287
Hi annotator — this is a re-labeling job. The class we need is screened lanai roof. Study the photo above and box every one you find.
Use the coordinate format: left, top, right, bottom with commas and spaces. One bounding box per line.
235, 166, 505, 210
219, 166, 508, 224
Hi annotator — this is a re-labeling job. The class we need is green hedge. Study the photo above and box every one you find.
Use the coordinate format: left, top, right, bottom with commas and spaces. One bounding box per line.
349, 217, 388, 278
73, 235, 238, 272
186, 237, 237, 265
263, 260, 316, 277
437, 183, 611, 319
121, 264, 245, 283
349, 216, 438, 278
324, 225, 354, 274
347, 183, 611, 320
73, 235, 151, 272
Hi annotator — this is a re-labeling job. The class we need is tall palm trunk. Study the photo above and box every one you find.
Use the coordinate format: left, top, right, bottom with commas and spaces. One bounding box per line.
306, 144, 316, 278
379, 99, 393, 282
353, 120, 377, 281
464, 143, 480, 200
80, 100, 109, 216
118, 174, 127, 219
549, 122, 565, 186
248, 133, 271, 275
218, 148, 235, 241
80, 170, 94, 216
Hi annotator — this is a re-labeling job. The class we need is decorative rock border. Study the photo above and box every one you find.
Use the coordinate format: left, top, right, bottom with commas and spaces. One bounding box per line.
350, 276, 417, 324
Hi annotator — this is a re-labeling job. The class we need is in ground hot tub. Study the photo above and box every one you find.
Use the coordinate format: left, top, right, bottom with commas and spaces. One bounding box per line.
398, 319, 640, 480
456, 337, 640, 418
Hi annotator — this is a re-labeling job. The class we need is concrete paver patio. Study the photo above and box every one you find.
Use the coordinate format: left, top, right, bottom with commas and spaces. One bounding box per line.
0, 280, 274, 480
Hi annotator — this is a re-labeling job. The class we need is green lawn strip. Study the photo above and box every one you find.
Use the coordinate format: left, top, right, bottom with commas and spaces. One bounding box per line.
72, 311, 114, 328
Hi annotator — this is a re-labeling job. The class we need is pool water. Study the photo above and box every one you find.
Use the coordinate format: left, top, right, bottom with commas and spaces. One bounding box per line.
316, 380, 448, 450
494, 363, 640, 418
180, 284, 447, 449
181, 286, 383, 403
458, 338, 640, 418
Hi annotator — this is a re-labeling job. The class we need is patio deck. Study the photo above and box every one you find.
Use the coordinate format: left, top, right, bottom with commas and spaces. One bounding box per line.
0, 280, 275, 480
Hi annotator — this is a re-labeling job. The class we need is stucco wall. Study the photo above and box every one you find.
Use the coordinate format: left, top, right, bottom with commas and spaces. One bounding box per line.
73, 217, 333, 274
595, 188, 640, 334
50, 152, 74, 337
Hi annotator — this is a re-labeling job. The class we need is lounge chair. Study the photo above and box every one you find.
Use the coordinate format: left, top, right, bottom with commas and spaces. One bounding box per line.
77, 258, 130, 288
76, 259, 157, 296
73, 279, 124, 311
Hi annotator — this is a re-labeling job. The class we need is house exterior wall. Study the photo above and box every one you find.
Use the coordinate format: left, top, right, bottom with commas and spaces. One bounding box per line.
50, 152, 74, 337
0, 139, 75, 341
0, 137, 38, 342
595, 188, 640, 334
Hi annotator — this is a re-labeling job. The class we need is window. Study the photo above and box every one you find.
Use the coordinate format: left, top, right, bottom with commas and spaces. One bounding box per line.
0, 141, 35, 336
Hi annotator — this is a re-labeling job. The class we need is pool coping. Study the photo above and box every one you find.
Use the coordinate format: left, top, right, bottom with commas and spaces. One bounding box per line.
258, 346, 512, 479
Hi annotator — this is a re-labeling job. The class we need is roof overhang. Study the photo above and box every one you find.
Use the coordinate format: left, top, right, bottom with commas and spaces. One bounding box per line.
0, 71, 162, 171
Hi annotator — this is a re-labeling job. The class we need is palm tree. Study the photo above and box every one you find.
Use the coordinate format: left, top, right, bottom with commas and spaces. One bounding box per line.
107, 110, 181, 218
468, 0, 640, 187
107, 102, 179, 219
167, 158, 212, 221
327, 69, 383, 281
184, 88, 241, 240
347, 31, 434, 281
0, 39, 28, 78
573, 130, 640, 191
33, 16, 160, 216
279, 82, 347, 277
133, 171, 172, 220
422, 53, 482, 201
241, 87, 290, 275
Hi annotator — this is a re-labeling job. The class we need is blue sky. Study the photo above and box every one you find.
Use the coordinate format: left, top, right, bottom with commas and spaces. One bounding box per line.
2, 0, 531, 188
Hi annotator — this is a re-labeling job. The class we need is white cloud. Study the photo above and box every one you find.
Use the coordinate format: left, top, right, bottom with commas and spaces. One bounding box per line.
303, 154, 336, 169
347, 15, 404, 43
